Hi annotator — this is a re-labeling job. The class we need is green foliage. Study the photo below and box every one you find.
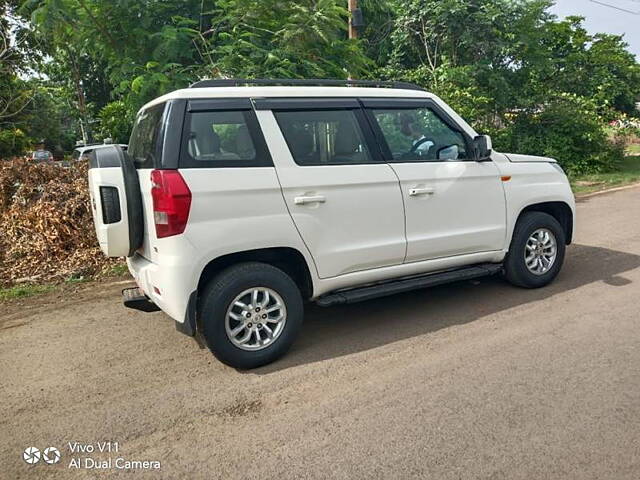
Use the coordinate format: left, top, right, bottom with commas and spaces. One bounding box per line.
98, 101, 133, 144
1, 5, 34, 145
378, 0, 640, 175
358, 0, 397, 66
24, 84, 78, 152
570, 155, 640, 194
0, 128, 31, 157
18, 0, 370, 144
522, 17, 640, 115
8, 0, 640, 176
494, 94, 625, 175
381, 64, 493, 124
201, 0, 369, 79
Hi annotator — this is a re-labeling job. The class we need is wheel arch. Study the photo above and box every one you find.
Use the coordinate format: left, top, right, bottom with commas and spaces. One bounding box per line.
517, 201, 573, 244
196, 247, 315, 301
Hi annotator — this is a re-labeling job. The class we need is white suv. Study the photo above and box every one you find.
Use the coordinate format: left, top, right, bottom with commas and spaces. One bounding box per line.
88, 79, 575, 369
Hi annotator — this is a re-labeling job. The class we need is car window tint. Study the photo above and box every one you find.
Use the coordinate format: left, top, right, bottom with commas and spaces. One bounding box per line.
372, 108, 468, 161
274, 110, 373, 166
128, 103, 165, 169
185, 111, 256, 163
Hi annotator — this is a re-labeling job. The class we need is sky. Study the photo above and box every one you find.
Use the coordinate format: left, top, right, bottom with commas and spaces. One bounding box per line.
549, 0, 640, 58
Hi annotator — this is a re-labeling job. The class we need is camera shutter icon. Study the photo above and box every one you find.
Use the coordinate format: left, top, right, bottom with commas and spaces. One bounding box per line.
43, 447, 61, 464
23, 447, 41, 464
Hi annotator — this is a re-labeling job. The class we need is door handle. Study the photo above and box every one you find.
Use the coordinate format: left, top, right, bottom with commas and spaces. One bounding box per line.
294, 195, 326, 205
408, 187, 435, 196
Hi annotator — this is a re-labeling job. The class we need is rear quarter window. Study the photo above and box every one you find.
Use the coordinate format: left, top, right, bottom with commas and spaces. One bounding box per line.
179, 108, 272, 168
128, 103, 166, 169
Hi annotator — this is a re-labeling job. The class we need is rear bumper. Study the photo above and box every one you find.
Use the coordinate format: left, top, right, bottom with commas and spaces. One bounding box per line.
126, 253, 195, 324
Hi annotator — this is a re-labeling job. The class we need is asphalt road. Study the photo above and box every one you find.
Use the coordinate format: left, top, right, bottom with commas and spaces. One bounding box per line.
2, 185, 639, 479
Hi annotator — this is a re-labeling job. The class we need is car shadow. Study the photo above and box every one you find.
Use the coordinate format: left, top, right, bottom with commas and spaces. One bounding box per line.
247, 244, 640, 374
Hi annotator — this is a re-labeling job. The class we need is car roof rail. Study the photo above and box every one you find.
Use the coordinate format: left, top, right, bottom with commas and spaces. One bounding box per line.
188, 78, 425, 91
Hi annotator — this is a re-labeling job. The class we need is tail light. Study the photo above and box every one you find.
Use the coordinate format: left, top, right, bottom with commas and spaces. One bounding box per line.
150, 170, 191, 238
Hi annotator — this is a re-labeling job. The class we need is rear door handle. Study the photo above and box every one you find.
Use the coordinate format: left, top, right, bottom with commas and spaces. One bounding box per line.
408, 187, 435, 196
294, 195, 326, 205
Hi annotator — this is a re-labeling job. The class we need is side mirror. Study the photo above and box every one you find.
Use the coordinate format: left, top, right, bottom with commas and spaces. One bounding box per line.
473, 135, 492, 161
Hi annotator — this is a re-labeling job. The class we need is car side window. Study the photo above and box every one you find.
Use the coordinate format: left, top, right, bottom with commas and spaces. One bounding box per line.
128, 103, 166, 169
186, 111, 256, 161
371, 108, 468, 162
274, 109, 374, 166
179, 109, 272, 168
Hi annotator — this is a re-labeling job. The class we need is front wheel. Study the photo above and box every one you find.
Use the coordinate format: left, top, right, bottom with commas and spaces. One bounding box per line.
200, 262, 303, 369
503, 212, 566, 288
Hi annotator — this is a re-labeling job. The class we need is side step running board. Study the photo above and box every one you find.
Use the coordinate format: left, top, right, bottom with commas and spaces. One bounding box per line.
316, 263, 502, 307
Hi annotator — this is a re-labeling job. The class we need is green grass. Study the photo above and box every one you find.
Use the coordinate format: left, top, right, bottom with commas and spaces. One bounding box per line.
626, 143, 640, 155
0, 284, 55, 301
65, 275, 89, 284
0, 262, 129, 302
570, 155, 640, 195
107, 262, 129, 277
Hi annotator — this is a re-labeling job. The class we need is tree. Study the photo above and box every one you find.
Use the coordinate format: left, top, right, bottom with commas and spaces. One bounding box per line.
1, 2, 32, 126
197, 0, 369, 79
21, 0, 370, 144
514, 17, 640, 116
376, 0, 638, 172
9, 0, 639, 174
98, 100, 132, 144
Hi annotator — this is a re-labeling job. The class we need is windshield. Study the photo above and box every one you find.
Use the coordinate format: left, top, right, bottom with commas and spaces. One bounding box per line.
33, 151, 51, 159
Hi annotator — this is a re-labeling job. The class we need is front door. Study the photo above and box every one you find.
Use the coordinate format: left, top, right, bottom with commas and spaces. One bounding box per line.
255, 102, 406, 278
365, 101, 506, 263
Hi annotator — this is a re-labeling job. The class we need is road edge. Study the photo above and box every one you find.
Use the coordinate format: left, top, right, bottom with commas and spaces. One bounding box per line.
575, 181, 640, 199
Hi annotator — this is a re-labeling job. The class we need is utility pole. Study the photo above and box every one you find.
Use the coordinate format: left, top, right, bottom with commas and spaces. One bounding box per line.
348, 0, 358, 40
347, 0, 359, 79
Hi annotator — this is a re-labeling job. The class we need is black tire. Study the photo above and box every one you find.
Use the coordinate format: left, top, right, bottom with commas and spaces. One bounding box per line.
199, 262, 303, 369
503, 211, 566, 288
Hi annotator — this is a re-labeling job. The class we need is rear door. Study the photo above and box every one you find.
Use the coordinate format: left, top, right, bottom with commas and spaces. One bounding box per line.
127, 102, 167, 261
363, 99, 506, 263
175, 99, 289, 265
87, 103, 166, 259
254, 99, 406, 279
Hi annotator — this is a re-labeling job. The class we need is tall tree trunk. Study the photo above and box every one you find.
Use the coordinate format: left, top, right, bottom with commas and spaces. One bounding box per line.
69, 53, 89, 144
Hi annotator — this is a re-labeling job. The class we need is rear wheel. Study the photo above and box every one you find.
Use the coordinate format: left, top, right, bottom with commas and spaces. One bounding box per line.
503, 212, 566, 288
200, 262, 303, 369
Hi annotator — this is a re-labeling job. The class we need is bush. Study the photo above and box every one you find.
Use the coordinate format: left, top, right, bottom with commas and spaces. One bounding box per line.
378, 65, 494, 125
493, 94, 624, 175
0, 128, 31, 158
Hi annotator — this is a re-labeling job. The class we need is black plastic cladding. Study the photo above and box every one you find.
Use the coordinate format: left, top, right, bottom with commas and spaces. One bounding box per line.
159, 99, 187, 169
